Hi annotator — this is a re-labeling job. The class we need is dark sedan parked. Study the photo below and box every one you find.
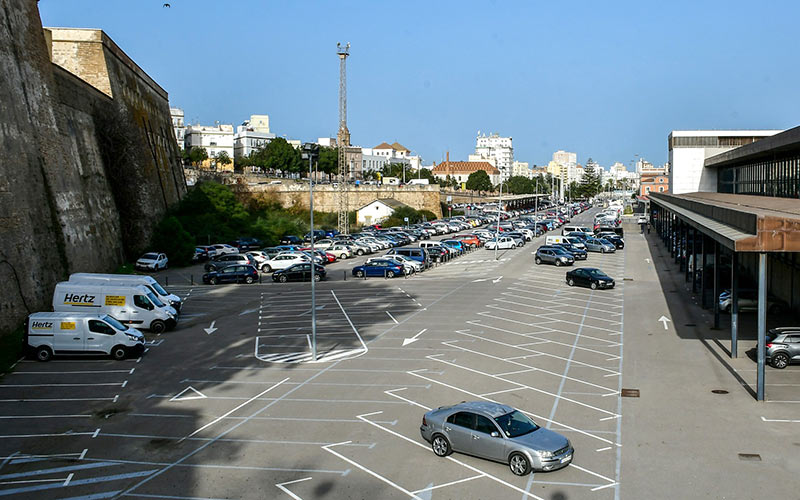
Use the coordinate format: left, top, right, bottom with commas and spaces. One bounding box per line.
565, 267, 615, 290
272, 263, 326, 283
596, 232, 625, 249
552, 243, 588, 260
203, 265, 259, 285
279, 235, 303, 245
352, 259, 405, 278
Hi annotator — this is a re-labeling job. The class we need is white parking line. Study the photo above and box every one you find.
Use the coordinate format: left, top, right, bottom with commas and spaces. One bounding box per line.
760, 416, 800, 423
276, 476, 313, 500
411, 474, 485, 494
384, 388, 432, 410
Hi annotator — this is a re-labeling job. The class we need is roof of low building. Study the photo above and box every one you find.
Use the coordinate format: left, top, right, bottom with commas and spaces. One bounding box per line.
431, 161, 500, 175
390, 142, 409, 152
356, 198, 410, 211
373, 142, 394, 149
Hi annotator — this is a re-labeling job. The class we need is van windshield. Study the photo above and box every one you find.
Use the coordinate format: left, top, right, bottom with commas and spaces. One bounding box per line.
147, 292, 166, 307
150, 282, 169, 296
103, 315, 128, 331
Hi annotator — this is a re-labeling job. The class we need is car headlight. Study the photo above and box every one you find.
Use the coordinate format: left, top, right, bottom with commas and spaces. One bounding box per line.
539, 450, 554, 458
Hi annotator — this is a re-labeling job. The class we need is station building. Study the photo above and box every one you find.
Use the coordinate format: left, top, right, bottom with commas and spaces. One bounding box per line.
651, 125, 800, 400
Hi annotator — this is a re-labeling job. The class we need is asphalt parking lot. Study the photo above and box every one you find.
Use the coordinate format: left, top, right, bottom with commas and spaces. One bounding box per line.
1, 208, 798, 499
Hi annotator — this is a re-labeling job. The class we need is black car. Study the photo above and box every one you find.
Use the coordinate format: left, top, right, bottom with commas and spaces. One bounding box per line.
192, 247, 210, 262
596, 232, 625, 249
280, 235, 303, 245
272, 263, 326, 283
204, 253, 256, 272
565, 267, 615, 290
553, 243, 588, 260
203, 265, 259, 285
230, 237, 262, 251
303, 230, 327, 242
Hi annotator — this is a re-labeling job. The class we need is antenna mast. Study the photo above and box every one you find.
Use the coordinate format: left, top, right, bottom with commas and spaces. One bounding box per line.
336, 42, 351, 235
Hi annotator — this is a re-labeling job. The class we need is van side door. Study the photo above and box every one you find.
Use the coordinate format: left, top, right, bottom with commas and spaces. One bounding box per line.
87, 320, 117, 354
53, 321, 83, 353
130, 294, 154, 325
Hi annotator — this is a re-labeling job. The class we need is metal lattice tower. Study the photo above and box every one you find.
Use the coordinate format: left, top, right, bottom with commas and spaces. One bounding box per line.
336, 42, 351, 235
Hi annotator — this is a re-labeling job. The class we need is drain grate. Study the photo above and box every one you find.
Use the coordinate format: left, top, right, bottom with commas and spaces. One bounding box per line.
685, 323, 697, 327
621, 388, 640, 398
711, 389, 729, 395
738, 453, 761, 462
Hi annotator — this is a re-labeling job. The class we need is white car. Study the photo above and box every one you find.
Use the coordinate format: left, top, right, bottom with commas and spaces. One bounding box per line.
247, 251, 270, 267
211, 244, 238, 256
485, 237, 518, 250
328, 244, 352, 260
135, 252, 168, 271
261, 253, 310, 272
391, 254, 424, 273
368, 256, 416, 274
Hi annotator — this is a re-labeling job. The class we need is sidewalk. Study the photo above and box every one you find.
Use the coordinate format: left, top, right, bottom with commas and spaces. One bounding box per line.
619, 223, 799, 500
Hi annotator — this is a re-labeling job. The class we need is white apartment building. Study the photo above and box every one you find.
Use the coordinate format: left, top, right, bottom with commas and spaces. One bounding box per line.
512, 161, 531, 178
361, 142, 421, 174
184, 124, 235, 169
233, 115, 276, 158
475, 133, 514, 181
170, 108, 185, 150
668, 130, 782, 194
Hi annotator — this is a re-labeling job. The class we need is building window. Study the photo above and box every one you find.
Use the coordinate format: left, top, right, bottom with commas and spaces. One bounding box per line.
645, 187, 651, 193
659, 187, 664, 192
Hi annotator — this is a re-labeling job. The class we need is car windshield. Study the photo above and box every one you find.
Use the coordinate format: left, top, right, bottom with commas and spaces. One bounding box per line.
103, 315, 128, 331
142, 253, 158, 259
151, 282, 169, 296
147, 292, 166, 307
588, 269, 607, 278
494, 410, 538, 438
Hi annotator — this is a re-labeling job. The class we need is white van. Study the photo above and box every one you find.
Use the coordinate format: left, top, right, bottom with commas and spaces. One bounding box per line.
420, 241, 444, 252
52, 282, 177, 333
562, 225, 592, 236
69, 273, 182, 312
25, 312, 144, 362
545, 235, 567, 246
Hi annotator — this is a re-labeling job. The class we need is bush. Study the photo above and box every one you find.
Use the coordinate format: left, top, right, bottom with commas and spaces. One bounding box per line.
418, 210, 437, 222
151, 216, 196, 267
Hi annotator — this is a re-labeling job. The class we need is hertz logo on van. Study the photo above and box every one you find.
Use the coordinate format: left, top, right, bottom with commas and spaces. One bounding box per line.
31, 321, 53, 329
63, 293, 99, 307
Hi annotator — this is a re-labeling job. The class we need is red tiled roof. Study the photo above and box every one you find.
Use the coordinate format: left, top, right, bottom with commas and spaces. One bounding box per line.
431, 161, 500, 175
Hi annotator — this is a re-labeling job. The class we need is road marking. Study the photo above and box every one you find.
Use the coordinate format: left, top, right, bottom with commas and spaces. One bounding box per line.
402, 329, 428, 346
412, 474, 484, 494
0, 415, 91, 419
169, 386, 207, 402
204, 320, 218, 335
760, 416, 800, 423
384, 388, 432, 410
331, 290, 369, 353
180, 378, 289, 442
276, 476, 313, 500
596, 447, 612, 452
386, 311, 399, 324
322, 441, 424, 500
0, 470, 156, 496
6, 370, 130, 375
591, 482, 617, 491
121, 380, 128, 388
658, 315, 671, 329
63, 473, 74, 486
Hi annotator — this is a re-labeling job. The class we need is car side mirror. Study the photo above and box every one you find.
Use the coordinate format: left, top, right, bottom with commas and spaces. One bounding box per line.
491, 431, 500, 438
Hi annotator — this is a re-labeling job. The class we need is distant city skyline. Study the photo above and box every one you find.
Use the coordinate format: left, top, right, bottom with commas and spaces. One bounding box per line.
39, 0, 800, 169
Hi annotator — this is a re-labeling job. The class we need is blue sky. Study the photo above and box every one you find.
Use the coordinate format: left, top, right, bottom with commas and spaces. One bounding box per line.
39, 0, 800, 170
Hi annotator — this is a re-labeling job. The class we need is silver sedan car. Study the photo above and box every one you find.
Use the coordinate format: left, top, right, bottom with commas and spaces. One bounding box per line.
584, 237, 616, 253
420, 401, 573, 475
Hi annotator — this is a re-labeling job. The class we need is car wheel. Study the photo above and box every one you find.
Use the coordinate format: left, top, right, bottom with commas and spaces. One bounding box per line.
431, 434, 452, 457
568, 279, 575, 286
511, 244, 516, 249
535, 257, 542, 265
111, 345, 127, 361
387, 271, 395, 278
355, 270, 365, 278
509, 452, 531, 476
150, 320, 166, 334
245, 276, 254, 284
601, 248, 606, 253
340, 254, 347, 259
555, 260, 562, 267
314, 274, 321, 282
36, 346, 52, 362
210, 277, 218, 285
357, 249, 365, 256
262, 265, 272, 273
771, 352, 790, 369
591, 282, 598, 290
279, 275, 288, 283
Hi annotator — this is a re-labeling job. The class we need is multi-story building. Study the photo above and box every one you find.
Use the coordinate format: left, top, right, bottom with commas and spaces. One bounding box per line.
233, 115, 276, 159
640, 172, 669, 196
184, 124, 235, 171
170, 108, 185, 151
475, 133, 514, 180
668, 130, 781, 194
361, 142, 421, 176
512, 161, 530, 178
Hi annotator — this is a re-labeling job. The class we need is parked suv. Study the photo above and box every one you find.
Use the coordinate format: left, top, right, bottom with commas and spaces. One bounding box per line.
535, 247, 574, 266
230, 237, 262, 251
766, 327, 800, 369
204, 253, 255, 272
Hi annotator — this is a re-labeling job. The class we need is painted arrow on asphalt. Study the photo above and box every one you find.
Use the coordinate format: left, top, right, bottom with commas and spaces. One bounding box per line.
239, 307, 259, 316
658, 316, 671, 330
471, 278, 490, 282
492, 275, 503, 283
204, 321, 218, 335
645, 258, 651, 263
402, 328, 428, 346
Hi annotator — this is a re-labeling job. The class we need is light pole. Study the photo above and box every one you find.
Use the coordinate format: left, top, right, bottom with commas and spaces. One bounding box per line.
495, 179, 502, 261
302, 143, 320, 361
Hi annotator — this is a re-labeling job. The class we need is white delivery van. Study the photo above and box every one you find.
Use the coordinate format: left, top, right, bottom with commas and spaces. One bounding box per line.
545, 235, 567, 246
69, 273, 181, 312
419, 241, 444, 251
25, 312, 145, 362
52, 282, 177, 333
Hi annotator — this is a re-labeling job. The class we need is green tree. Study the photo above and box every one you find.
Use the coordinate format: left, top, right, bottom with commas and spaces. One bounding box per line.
188, 147, 208, 167
216, 151, 232, 168
413, 168, 435, 183
263, 138, 301, 175
318, 146, 338, 180
150, 216, 196, 266
465, 170, 493, 192
505, 175, 533, 195
579, 159, 603, 198
391, 206, 422, 224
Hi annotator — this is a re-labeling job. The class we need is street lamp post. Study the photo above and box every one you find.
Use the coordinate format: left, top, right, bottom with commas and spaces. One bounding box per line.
495, 180, 502, 261
302, 143, 319, 361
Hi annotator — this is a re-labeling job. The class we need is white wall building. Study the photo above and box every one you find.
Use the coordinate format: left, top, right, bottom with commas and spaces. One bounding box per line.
184, 124, 234, 161
170, 108, 185, 151
668, 130, 782, 194
512, 161, 531, 178
475, 133, 514, 181
356, 198, 410, 226
360, 142, 420, 175
233, 114, 276, 158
